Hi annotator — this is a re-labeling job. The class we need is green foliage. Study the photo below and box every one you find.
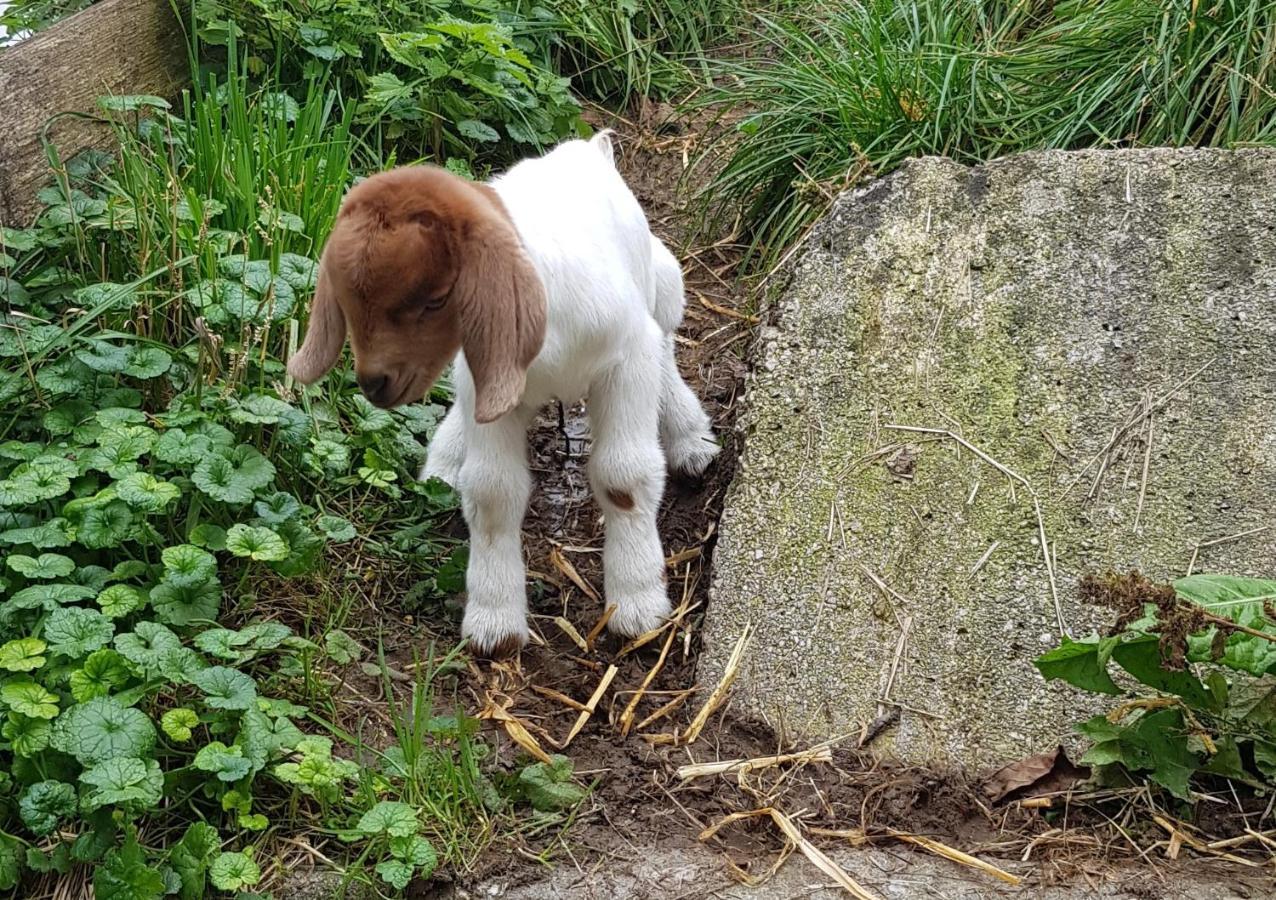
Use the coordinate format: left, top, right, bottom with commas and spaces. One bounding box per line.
518, 754, 588, 811
534, 0, 740, 102
1038, 574, 1276, 800
704, 0, 1276, 264
193, 0, 588, 165
0, 49, 461, 896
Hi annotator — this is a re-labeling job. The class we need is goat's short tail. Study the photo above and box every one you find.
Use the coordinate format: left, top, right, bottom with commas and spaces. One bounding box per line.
590, 129, 616, 167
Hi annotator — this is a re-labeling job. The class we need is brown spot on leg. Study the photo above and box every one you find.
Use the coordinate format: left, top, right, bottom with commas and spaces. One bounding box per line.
472, 632, 525, 660
605, 488, 635, 511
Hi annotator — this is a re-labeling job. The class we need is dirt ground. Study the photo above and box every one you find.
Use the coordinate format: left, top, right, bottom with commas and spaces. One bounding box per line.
290, 107, 1275, 898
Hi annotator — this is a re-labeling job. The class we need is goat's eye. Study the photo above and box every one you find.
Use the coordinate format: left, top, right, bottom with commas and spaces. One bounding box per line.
420, 293, 447, 312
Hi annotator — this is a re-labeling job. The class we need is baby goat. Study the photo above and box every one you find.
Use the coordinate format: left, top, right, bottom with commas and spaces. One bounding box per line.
288, 132, 718, 657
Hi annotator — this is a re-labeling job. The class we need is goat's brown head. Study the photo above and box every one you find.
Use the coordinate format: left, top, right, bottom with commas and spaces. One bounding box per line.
287, 166, 546, 423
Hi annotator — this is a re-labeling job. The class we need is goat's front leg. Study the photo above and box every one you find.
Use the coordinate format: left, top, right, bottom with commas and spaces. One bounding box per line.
458, 406, 534, 657
588, 335, 671, 638
420, 402, 466, 487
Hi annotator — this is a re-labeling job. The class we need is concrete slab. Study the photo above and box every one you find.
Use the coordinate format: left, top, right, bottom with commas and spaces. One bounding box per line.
702, 149, 1276, 770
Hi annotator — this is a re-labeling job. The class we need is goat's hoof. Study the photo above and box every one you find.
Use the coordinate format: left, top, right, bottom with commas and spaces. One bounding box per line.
607, 589, 673, 639
666, 434, 720, 478
462, 611, 529, 659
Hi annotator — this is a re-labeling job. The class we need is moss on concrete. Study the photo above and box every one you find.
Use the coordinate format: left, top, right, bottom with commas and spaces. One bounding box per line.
704, 149, 1276, 770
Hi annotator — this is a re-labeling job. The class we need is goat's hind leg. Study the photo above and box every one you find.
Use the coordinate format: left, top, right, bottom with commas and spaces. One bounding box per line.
589, 338, 672, 638
659, 336, 718, 477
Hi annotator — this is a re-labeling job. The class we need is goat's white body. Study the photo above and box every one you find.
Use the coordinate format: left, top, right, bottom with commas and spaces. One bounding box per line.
423, 133, 718, 651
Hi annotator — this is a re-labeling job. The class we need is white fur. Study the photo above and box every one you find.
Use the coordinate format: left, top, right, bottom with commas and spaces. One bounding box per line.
422, 133, 718, 654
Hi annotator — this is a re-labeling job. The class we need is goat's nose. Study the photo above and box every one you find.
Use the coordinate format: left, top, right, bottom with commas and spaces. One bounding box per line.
357, 373, 390, 403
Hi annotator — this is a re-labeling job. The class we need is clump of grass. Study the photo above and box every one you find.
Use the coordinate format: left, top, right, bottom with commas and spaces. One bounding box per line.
529, 0, 743, 102
702, 0, 1276, 264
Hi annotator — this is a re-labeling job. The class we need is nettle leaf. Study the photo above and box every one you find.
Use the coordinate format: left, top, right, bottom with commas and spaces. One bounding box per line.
70, 649, 133, 702
1034, 635, 1121, 695
457, 118, 500, 142
76, 339, 131, 374
0, 518, 75, 548
188, 666, 257, 710
4, 712, 51, 756
161, 708, 199, 742
519, 755, 587, 811
8, 581, 95, 611
97, 585, 146, 619
116, 621, 202, 680
153, 428, 214, 466
43, 400, 95, 436
317, 515, 356, 542
253, 491, 301, 525
277, 253, 319, 291
161, 545, 217, 587
150, 578, 222, 627
81, 757, 164, 811
225, 524, 289, 562
51, 697, 155, 764
45, 606, 115, 657
79, 501, 135, 549
230, 393, 294, 425
195, 622, 292, 662
272, 735, 357, 802
324, 630, 363, 665
116, 473, 180, 511
306, 437, 351, 475
349, 395, 394, 432
7, 553, 75, 579
356, 800, 419, 838
0, 638, 46, 672
375, 859, 413, 891
188, 523, 228, 551
0, 835, 17, 891
391, 834, 437, 871
192, 446, 276, 505
19, 781, 77, 836
95, 831, 166, 900
2, 679, 60, 719
122, 346, 171, 379
170, 822, 219, 900
194, 741, 252, 782
209, 850, 261, 892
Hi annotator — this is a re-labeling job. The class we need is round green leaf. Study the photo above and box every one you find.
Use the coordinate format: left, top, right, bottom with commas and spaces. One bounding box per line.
4, 712, 51, 757
115, 473, 180, 512
317, 515, 357, 542
0, 638, 46, 673
50, 697, 156, 764
97, 585, 146, 619
194, 741, 252, 782
209, 851, 260, 892
44, 607, 115, 658
225, 524, 289, 562
149, 578, 222, 627
356, 800, 419, 838
7, 553, 75, 579
122, 346, 172, 379
1, 679, 60, 719
161, 708, 198, 742
70, 649, 133, 702
80, 756, 164, 811
187, 666, 256, 710
161, 544, 217, 587
18, 781, 76, 836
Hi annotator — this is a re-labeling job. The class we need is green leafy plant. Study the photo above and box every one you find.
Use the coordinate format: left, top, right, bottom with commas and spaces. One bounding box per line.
0, 50, 461, 895
703, 0, 1276, 264
193, 0, 588, 165
1037, 571, 1276, 800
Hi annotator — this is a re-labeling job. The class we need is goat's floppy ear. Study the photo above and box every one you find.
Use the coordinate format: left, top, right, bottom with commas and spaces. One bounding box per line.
287, 260, 346, 385
454, 221, 546, 424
